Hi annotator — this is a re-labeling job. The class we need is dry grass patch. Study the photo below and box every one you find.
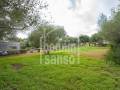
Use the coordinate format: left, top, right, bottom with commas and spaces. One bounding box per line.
80, 49, 108, 59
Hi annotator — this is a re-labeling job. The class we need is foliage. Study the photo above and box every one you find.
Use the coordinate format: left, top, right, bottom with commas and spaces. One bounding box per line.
106, 44, 120, 65
101, 11, 120, 44
29, 25, 66, 48
0, 0, 47, 40
98, 13, 107, 27
101, 9, 120, 64
79, 35, 90, 43
61, 36, 78, 45
20, 39, 31, 49
90, 33, 104, 46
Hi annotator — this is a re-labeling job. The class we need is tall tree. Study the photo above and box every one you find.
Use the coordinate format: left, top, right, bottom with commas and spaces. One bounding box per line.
0, 0, 47, 40
29, 25, 66, 48
90, 33, 103, 46
61, 36, 78, 45
79, 35, 90, 44
101, 8, 120, 64
98, 13, 107, 27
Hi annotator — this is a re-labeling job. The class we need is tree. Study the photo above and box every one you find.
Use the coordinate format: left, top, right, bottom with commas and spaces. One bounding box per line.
61, 36, 78, 45
20, 39, 31, 49
98, 13, 107, 27
101, 11, 120, 45
79, 35, 90, 44
29, 25, 66, 48
0, 0, 47, 40
101, 9, 120, 64
90, 33, 104, 46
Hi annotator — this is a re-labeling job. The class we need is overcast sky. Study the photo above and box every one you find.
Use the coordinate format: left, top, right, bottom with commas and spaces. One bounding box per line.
18, 0, 119, 38
45, 0, 119, 37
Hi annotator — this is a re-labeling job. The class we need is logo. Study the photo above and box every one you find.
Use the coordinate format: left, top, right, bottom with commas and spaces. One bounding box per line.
39, 28, 80, 64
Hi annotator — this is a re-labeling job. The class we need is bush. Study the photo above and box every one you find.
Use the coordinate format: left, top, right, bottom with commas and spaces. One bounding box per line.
106, 45, 120, 65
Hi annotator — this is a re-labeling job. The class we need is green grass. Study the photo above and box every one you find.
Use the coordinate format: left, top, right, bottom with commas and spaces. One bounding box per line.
0, 47, 120, 90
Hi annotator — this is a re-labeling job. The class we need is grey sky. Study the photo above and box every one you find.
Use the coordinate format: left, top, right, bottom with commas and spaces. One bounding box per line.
17, 0, 119, 38
97, 0, 119, 17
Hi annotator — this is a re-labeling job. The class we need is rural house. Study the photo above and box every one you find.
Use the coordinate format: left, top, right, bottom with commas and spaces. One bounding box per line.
0, 41, 20, 52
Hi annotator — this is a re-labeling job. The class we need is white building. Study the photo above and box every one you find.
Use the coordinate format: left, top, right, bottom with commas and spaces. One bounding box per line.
0, 41, 20, 51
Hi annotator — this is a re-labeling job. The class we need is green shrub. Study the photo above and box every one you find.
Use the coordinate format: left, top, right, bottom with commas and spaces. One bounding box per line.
106, 45, 120, 65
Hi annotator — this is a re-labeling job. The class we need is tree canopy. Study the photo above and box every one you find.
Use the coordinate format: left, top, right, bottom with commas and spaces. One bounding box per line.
101, 11, 120, 45
100, 8, 120, 64
0, 0, 47, 40
29, 25, 66, 48
90, 33, 103, 43
98, 13, 107, 27
79, 35, 90, 43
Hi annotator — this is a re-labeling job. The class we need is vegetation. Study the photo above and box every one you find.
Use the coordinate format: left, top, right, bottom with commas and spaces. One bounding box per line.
79, 35, 90, 44
29, 25, 66, 48
0, 0, 47, 40
0, 0, 120, 89
0, 46, 120, 90
90, 33, 104, 46
61, 36, 78, 45
101, 8, 120, 64
98, 13, 107, 27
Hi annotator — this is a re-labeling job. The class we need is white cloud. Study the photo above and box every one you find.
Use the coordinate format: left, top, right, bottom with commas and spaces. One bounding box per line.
17, 0, 119, 38
45, 0, 99, 37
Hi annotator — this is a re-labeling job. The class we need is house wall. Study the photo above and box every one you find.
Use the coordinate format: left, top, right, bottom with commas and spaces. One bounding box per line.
0, 41, 20, 51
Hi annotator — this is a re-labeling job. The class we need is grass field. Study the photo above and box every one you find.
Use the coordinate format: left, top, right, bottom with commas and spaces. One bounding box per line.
0, 47, 120, 90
